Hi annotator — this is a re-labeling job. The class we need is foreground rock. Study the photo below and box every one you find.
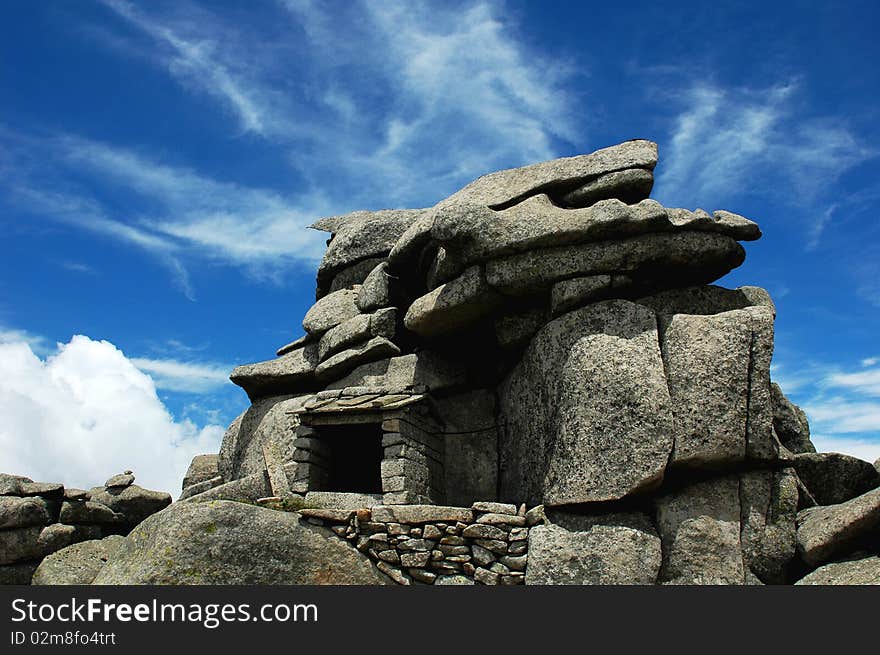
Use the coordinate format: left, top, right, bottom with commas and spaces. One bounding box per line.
93, 501, 389, 585
795, 554, 880, 585
32, 536, 125, 585
797, 487, 880, 568
526, 512, 661, 585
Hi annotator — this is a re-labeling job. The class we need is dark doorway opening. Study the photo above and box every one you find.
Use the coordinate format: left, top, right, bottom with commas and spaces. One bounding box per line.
318, 423, 383, 494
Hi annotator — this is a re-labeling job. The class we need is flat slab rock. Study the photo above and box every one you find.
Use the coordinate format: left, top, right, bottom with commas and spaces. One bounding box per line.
230, 344, 319, 400
795, 554, 880, 585
0, 524, 98, 566
0, 473, 33, 496
302, 288, 361, 335
88, 485, 172, 528
404, 265, 504, 337
314, 336, 401, 382
0, 496, 52, 530
484, 231, 745, 297
433, 197, 758, 275
324, 352, 467, 393
371, 505, 474, 524
797, 487, 880, 568
432, 140, 659, 217
105, 472, 134, 489
792, 452, 880, 506
314, 209, 423, 290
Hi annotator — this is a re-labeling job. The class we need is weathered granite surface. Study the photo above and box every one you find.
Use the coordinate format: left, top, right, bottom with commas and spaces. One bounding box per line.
24, 139, 879, 587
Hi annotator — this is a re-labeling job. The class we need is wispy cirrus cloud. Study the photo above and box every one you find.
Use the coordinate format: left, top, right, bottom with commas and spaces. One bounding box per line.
654, 81, 876, 248
56, 135, 329, 267
826, 367, 880, 397
0, 130, 329, 289
4, 0, 580, 295
279, 0, 577, 204
98, 0, 272, 135
89, 0, 578, 208
130, 356, 232, 393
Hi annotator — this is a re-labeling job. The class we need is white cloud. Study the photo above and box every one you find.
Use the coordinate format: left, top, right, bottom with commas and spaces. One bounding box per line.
655, 82, 875, 247
56, 136, 329, 268
803, 397, 880, 433
810, 435, 880, 464
281, 0, 577, 204
89, 0, 577, 208
0, 335, 224, 497
0, 327, 50, 357
130, 357, 232, 393
5, 0, 578, 288
825, 367, 880, 398
99, 0, 269, 134
1, 133, 329, 284
861, 357, 878, 367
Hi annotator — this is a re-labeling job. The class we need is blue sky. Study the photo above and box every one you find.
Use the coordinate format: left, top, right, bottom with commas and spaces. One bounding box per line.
1, 0, 879, 493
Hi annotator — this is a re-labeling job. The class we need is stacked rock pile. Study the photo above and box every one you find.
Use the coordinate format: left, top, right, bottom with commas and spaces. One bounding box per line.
226, 140, 762, 407
297, 502, 542, 585
0, 471, 171, 585
26, 139, 879, 586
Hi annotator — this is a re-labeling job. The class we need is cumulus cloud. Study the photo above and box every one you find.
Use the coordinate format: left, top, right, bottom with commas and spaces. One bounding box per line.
0, 326, 50, 357
0, 335, 225, 496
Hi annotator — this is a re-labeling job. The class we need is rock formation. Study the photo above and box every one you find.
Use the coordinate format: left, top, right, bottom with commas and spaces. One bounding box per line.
14, 140, 880, 585
0, 471, 170, 584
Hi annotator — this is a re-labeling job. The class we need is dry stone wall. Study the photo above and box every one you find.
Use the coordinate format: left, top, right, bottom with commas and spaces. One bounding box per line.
296, 502, 539, 585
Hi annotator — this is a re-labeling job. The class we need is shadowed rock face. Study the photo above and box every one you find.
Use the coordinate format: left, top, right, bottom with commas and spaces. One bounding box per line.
157, 139, 878, 586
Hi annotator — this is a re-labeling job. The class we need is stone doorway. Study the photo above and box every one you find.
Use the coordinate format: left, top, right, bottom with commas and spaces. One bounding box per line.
320, 423, 384, 494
